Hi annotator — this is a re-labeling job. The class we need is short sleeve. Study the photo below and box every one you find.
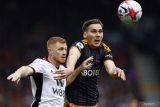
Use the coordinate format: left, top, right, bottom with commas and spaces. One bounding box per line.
72, 41, 84, 52
102, 43, 113, 61
28, 58, 45, 73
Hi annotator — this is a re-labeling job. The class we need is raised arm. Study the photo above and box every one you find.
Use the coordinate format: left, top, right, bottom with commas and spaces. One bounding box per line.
104, 60, 126, 80
7, 66, 34, 84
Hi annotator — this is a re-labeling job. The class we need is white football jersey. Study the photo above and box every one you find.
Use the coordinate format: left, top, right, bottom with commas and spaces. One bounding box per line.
28, 58, 66, 107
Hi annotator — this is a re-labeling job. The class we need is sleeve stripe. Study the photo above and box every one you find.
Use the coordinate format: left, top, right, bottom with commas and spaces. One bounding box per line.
27, 66, 36, 73
102, 43, 111, 52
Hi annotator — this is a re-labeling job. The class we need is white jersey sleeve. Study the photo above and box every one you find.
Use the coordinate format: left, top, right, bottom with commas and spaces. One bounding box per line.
29, 58, 47, 74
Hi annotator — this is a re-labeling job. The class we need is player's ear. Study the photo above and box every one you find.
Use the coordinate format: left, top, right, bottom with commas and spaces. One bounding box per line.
83, 32, 87, 38
48, 48, 52, 54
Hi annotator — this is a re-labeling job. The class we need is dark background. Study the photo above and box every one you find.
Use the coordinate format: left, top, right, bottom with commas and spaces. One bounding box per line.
0, 0, 160, 107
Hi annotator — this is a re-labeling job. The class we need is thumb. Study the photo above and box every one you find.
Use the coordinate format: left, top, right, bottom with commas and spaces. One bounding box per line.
113, 69, 117, 75
16, 78, 20, 84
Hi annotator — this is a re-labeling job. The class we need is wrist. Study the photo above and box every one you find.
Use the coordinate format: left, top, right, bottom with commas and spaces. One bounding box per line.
79, 64, 85, 71
108, 67, 116, 75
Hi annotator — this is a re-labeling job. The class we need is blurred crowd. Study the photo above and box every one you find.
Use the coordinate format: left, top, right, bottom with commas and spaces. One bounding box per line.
0, 0, 160, 107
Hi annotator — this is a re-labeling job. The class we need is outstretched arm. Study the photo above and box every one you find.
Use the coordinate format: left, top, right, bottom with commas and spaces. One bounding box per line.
7, 66, 34, 84
104, 60, 126, 80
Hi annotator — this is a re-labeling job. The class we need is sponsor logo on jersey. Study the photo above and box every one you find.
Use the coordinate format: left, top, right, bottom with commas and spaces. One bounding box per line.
81, 69, 100, 76
56, 80, 65, 87
52, 87, 65, 97
52, 79, 65, 97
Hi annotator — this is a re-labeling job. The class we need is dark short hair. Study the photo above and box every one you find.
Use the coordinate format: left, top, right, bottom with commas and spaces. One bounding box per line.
82, 19, 103, 32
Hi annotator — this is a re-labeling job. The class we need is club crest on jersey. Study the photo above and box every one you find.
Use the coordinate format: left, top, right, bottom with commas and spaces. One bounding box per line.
76, 42, 84, 50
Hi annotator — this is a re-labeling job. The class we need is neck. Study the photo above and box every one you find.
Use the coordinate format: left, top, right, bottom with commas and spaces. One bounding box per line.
88, 43, 98, 49
47, 56, 59, 69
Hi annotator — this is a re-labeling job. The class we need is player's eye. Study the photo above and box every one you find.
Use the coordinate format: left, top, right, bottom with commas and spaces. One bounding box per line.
58, 47, 64, 51
98, 30, 103, 33
64, 47, 67, 51
91, 30, 97, 34
91, 29, 103, 34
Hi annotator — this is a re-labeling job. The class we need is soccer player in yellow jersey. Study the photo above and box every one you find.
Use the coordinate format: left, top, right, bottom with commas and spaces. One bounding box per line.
54, 19, 126, 107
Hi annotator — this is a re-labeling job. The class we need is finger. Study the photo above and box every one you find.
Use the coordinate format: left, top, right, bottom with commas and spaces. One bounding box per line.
7, 74, 13, 80
7, 76, 12, 80
54, 77, 65, 80
55, 71, 66, 74
54, 75, 66, 80
85, 56, 94, 63
114, 70, 117, 75
56, 69, 65, 72
53, 73, 66, 78
12, 77, 19, 82
122, 76, 126, 81
121, 73, 126, 80
87, 56, 94, 60
86, 63, 92, 69
118, 70, 121, 77
53, 73, 62, 77
16, 78, 20, 84
115, 68, 122, 77
117, 69, 126, 80
121, 74, 125, 80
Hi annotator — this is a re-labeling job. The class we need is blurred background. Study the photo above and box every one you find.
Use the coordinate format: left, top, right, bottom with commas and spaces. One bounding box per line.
0, 0, 160, 107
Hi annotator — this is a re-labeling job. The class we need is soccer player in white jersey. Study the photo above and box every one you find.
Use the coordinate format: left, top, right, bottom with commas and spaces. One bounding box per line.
7, 36, 93, 107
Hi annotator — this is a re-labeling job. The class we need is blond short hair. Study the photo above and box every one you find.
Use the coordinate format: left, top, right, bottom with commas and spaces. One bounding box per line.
47, 36, 66, 48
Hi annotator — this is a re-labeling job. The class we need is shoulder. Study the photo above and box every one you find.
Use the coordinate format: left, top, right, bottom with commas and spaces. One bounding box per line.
100, 42, 111, 52
72, 39, 87, 51
32, 58, 45, 63
31, 58, 50, 67
32, 58, 43, 63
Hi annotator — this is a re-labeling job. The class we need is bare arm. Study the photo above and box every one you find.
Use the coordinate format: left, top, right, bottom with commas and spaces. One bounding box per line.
66, 46, 81, 70
53, 46, 81, 79
7, 66, 34, 84
104, 60, 126, 80
66, 56, 93, 85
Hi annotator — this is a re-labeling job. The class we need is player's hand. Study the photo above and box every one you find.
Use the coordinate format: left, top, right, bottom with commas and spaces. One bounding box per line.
113, 67, 126, 80
53, 68, 73, 80
79, 56, 94, 70
7, 72, 21, 84
53, 56, 94, 80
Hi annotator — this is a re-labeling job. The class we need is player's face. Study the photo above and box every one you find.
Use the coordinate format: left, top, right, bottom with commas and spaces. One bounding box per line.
50, 42, 67, 64
83, 24, 103, 49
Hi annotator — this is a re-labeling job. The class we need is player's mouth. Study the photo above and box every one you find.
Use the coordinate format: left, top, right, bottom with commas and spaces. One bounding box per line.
94, 40, 101, 44
61, 57, 66, 60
